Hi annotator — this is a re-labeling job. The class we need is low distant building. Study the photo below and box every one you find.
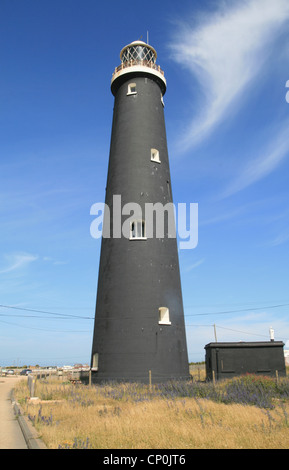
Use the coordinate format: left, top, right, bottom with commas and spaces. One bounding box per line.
73, 364, 90, 370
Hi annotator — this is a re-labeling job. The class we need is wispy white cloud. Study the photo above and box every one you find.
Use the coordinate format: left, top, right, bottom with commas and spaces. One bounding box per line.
268, 229, 289, 247
185, 258, 205, 272
43, 256, 68, 266
220, 119, 289, 197
0, 253, 38, 274
169, 0, 289, 150
200, 206, 246, 226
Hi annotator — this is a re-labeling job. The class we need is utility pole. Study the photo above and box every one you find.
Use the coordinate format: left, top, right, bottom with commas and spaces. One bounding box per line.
213, 324, 218, 342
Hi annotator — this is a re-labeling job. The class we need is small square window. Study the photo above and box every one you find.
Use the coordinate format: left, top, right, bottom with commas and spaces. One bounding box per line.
151, 148, 160, 163
158, 307, 171, 325
130, 220, 146, 239
127, 83, 137, 95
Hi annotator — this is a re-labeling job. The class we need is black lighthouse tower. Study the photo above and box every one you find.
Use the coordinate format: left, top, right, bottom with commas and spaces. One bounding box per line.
91, 40, 190, 383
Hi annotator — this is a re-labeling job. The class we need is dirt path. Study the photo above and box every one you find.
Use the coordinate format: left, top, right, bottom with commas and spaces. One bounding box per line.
0, 376, 27, 449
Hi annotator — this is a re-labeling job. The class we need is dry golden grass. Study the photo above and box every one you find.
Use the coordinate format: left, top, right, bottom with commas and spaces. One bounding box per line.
14, 376, 289, 449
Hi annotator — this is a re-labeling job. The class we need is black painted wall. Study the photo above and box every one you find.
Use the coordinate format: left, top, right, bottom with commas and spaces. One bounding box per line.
205, 342, 286, 380
91, 68, 190, 383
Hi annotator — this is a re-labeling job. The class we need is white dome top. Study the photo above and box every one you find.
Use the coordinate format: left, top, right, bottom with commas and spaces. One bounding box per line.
130, 40, 147, 46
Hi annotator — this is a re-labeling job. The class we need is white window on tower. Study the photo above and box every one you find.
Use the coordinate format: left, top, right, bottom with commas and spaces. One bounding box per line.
92, 353, 99, 371
158, 307, 171, 325
127, 83, 137, 95
130, 220, 146, 240
151, 148, 160, 163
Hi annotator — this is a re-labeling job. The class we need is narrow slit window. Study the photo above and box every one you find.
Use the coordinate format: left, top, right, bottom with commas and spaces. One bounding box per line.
130, 220, 146, 239
151, 148, 160, 163
158, 307, 171, 325
127, 83, 137, 95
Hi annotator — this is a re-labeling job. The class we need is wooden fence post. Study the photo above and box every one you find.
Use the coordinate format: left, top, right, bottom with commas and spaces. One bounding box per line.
28, 374, 36, 398
212, 370, 216, 387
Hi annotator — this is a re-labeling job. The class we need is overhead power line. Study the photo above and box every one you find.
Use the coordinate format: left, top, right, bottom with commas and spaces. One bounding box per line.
185, 303, 289, 316
214, 324, 269, 338
0, 304, 93, 319
0, 302, 289, 324
0, 318, 90, 333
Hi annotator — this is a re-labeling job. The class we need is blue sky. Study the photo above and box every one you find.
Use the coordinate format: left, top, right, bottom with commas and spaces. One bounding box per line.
1, 0, 289, 366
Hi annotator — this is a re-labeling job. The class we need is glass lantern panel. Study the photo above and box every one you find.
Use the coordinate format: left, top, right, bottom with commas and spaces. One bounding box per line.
121, 45, 156, 64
